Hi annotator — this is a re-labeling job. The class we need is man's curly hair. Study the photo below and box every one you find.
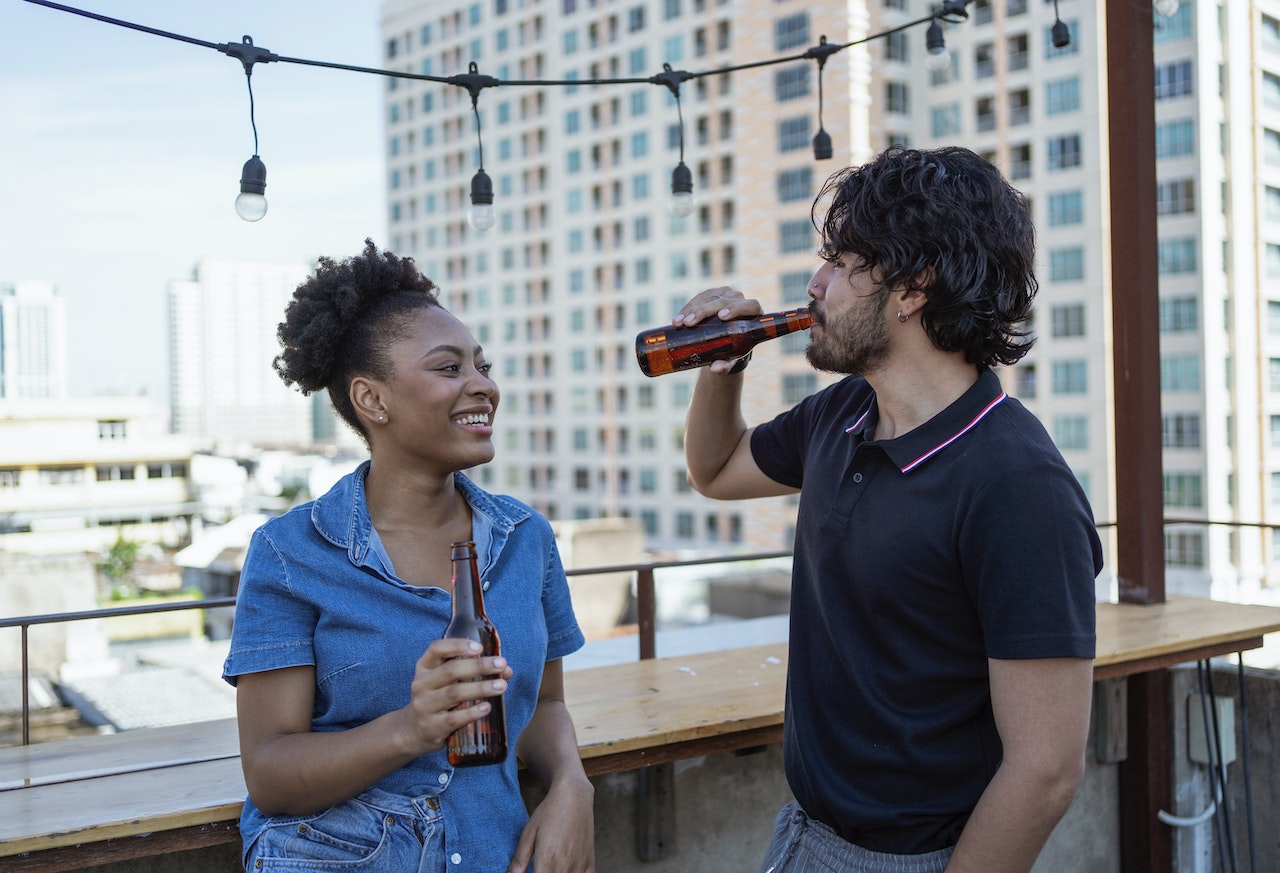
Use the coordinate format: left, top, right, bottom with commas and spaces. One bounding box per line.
812, 146, 1037, 367
274, 239, 440, 442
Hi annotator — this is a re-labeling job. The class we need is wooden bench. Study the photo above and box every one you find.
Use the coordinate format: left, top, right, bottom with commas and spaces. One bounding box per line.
3, 597, 1279, 872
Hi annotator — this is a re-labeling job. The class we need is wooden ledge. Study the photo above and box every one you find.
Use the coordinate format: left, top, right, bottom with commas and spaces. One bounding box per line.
3, 597, 1280, 870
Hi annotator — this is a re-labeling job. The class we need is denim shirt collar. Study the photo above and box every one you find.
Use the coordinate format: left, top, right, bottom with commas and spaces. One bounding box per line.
310, 461, 530, 574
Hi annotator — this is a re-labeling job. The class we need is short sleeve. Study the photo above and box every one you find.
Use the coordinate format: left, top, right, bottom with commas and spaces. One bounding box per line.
961, 459, 1101, 661
221, 527, 318, 685
540, 531, 585, 662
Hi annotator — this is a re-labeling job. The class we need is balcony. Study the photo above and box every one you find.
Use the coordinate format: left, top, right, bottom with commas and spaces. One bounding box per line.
2, 547, 1280, 873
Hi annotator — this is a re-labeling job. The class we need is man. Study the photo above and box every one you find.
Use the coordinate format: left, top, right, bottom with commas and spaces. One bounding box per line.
679, 146, 1102, 873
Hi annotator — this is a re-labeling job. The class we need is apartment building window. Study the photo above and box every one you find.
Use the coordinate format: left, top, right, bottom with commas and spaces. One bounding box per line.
1163, 473, 1203, 508
1009, 143, 1032, 179
1155, 61, 1193, 100
1046, 135, 1081, 170
0, 469, 18, 488
1048, 190, 1083, 226
885, 31, 908, 62
97, 420, 127, 440
1263, 14, 1280, 52
976, 97, 996, 132
1053, 416, 1088, 451
1156, 179, 1196, 215
1045, 20, 1078, 58
1049, 247, 1085, 282
628, 6, 645, 31
778, 168, 812, 203
1267, 187, 1280, 222
1163, 413, 1202, 449
1157, 238, 1198, 274
1050, 303, 1085, 337
973, 0, 993, 24
1159, 296, 1198, 332
1153, 3, 1193, 41
95, 465, 136, 482
1165, 531, 1204, 568
1269, 245, 1280, 278
931, 104, 961, 137
1007, 0, 1027, 15
780, 270, 811, 304
775, 66, 810, 101
775, 13, 809, 50
1051, 360, 1087, 394
974, 43, 995, 78
1015, 365, 1036, 398
1156, 119, 1195, 157
783, 374, 819, 405
664, 35, 683, 61
1160, 354, 1201, 391
39, 466, 85, 485
1045, 77, 1080, 115
886, 81, 910, 114
1007, 33, 1028, 71
779, 117, 810, 152
780, 220, 813, 253
1009, 88, 1030, 124
664, 0, 681, 20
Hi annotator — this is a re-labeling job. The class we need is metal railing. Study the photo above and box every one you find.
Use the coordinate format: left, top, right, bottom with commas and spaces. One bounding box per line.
0, 549, 793, 746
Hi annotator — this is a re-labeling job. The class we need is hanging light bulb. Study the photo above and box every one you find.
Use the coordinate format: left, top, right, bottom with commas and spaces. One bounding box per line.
668, 161, 694, 217
1050, 18, 1071, 48
1153, 0, 1179, 16
467, 168, 495, 231
812, 128, 833, 160
235, 155, 268, 222
925, 19, 951, 72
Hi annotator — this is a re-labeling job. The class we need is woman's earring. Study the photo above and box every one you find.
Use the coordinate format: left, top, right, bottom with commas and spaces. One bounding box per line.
897, 310, 909, 324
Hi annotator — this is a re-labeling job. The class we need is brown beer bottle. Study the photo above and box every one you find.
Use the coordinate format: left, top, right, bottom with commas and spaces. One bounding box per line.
635, 307, 814, 377
443, 540, 508, 766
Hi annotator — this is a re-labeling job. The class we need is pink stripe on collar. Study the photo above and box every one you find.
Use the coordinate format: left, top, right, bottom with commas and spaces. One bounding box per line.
899, 392, 1007, 473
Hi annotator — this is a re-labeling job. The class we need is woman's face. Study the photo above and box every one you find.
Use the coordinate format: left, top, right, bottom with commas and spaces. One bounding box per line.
375, 306, 499, 473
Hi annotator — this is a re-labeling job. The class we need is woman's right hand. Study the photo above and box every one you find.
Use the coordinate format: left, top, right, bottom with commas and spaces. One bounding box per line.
397, 638, 513, 755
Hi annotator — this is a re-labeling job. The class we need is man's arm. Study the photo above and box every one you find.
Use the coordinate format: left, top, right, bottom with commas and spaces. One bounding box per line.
944, 657, 1093, 873
680, 289, 796, 501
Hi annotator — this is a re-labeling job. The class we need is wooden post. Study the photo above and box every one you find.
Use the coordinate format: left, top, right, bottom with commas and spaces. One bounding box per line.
1106, 3, 1170, 871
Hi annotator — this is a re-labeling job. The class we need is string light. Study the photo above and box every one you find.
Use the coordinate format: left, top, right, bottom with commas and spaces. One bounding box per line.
1153, 0, 1180, 16
21, 0, 1001, 223
1050, 0, 1072, 49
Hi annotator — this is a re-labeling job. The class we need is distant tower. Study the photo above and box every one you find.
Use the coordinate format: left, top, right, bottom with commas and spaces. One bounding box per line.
167, 261, 321, 446
0, 281, 69, 399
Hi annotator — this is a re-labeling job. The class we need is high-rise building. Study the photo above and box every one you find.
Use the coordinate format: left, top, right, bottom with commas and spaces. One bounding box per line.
378, 0, 1279, 597
910, 0, 1280, 602
167, 260, 338, 448
0, 282, 68, 399
380, 0, 882, 552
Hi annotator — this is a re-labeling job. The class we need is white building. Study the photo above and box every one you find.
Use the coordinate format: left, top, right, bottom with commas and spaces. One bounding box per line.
0, 396, 196, 555
379, 0, 871, 552
168, 260, 350, 449
0, 281, 68, 399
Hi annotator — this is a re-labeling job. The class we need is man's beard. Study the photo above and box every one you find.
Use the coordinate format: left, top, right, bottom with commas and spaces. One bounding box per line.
805, 303, 891, 377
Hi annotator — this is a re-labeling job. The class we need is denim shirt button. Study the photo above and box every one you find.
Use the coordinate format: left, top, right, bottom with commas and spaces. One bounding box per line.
426, 797, 441, 810
451, 853, 463, 864
437, 772, 449, 785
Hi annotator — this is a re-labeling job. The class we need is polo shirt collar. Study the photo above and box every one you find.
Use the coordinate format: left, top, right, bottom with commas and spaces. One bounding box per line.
847, 369, 1008, 473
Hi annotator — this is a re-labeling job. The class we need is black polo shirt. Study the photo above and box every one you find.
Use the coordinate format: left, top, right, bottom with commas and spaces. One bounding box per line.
751, 369, 1101, 854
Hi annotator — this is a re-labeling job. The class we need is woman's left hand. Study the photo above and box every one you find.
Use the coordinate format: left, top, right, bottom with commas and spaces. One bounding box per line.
506, 777, 595, 873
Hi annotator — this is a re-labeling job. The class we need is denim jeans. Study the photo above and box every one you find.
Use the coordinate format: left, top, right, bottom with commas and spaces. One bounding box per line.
758, 802, 953, 873
244, 787, 445, 872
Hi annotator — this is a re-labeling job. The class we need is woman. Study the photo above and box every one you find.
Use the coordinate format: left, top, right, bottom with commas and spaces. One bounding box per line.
222, 240, 594, 872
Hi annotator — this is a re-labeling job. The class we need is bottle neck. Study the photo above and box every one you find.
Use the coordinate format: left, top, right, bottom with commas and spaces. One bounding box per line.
450, 542, 485, 618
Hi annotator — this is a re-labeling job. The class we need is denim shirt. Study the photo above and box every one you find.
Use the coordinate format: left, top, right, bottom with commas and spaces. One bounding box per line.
223, 462, 585, 872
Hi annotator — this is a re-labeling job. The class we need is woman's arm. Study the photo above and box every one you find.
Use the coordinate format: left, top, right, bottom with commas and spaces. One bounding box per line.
508, 659, 595, 873
237, 639, 511, 816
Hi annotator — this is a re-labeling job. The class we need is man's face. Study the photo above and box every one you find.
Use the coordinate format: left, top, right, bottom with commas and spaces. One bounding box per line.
805, 254, 892, 377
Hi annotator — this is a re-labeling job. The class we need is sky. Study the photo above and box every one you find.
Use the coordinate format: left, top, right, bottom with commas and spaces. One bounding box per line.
2, 0, 390, 398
